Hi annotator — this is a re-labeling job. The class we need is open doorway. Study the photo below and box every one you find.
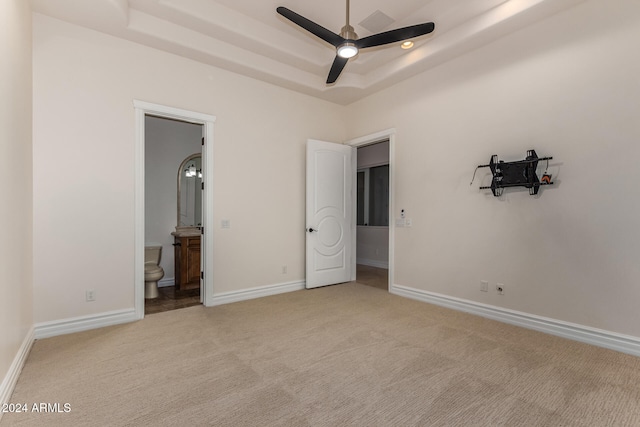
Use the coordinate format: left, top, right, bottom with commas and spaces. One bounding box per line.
355, 139, 390, 290
144, 115, 203, 315
134, 101, 216, 319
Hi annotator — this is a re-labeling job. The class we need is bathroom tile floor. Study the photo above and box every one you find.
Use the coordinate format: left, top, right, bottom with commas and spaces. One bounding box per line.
145, 286, 201, 315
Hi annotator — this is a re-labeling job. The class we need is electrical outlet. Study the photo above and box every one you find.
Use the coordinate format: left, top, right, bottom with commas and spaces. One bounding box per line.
480, 280, 488, 292
496, 283, 505, 295
86, 290, 96, 302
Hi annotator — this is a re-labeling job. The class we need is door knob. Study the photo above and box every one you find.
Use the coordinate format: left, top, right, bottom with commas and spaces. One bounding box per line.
308, 227, 317, 233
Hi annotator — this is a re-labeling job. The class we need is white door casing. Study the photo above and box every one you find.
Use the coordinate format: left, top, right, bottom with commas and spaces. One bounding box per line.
306, 139, 355, 289
347, 128, 396, 292
134, 100, 216, 317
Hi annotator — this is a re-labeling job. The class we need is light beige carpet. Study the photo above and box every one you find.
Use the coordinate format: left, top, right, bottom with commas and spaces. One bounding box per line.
3, 283, 640, 426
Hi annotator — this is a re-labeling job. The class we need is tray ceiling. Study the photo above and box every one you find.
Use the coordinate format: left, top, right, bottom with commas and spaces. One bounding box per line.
32, 0, 584, 105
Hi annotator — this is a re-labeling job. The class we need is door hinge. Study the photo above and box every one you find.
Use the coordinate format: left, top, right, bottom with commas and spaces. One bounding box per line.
201, 271, 204, 280
201, 182, 204, 190
201, 137, 205, 146
201, 227, 204, 235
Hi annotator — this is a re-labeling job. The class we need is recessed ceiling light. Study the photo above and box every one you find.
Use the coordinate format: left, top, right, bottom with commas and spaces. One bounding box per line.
401, 41, 414, 50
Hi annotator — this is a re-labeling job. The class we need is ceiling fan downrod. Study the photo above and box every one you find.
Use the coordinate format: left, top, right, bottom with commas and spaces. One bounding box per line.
337, 0, 358, 58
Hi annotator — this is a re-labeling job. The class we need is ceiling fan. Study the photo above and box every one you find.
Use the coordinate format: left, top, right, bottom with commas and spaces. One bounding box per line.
277, 0, 435, 84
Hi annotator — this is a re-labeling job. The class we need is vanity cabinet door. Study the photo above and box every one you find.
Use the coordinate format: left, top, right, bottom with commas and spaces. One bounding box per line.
185, 236, 201, 288
174, 235, 201, 290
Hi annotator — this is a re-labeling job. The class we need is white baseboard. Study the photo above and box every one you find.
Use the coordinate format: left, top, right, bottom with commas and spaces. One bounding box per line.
34, 309, 139, 340
391, 284, 640, 357
356, 258, 389, 269
33, 279, 303, 338
0, 327, 35, 418
208, 280, 305, 306
158, 277, 175, 288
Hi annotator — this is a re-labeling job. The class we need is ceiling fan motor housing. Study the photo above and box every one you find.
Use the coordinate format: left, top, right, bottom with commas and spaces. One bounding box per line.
340, 25, 357, 40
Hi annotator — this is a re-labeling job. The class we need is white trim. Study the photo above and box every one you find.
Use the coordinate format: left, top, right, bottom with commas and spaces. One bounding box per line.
346, 129, 396, 292
357, 225, 389, 230
158, 277, 175, 288
391, 284, 640, 357
134, 106, 146, 319
132, 101, 216, 124
347, 128, 396, 147
356, 258, 389, 269
202, 119, 215, 307
34, 309, 138, 340
209, 281, 305, 306
0, 328, 34, 416
134, 100, 216, 315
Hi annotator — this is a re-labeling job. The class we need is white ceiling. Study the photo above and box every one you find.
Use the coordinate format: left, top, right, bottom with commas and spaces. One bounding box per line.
31, 0, 584, 105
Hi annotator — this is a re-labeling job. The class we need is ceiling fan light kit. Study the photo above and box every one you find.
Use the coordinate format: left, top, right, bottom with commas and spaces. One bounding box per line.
277, 0, 435, 84
337, 42, 358, 58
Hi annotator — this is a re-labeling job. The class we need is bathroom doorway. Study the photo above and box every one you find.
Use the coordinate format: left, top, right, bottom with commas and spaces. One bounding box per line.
134, 101, 216, 318
144, 115, 203, 315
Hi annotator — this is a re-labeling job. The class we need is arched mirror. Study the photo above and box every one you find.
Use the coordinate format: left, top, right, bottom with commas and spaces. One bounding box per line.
177, 153, 202, 228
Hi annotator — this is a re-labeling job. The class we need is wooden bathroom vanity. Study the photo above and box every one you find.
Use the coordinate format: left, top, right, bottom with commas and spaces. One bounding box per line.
172, 227, 201, 290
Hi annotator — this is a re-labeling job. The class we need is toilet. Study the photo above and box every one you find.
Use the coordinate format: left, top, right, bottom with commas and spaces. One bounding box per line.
144, 245, 164, 299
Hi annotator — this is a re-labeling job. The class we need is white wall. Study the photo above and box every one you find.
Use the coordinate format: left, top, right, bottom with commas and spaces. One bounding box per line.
32, 14, 346, 323
348, 0, 640, 337
357, 141, 390, 268
356, 227, 389, 269
145, 116, 202, 282
357, 141, 389, 169
0, 0, 33, 406
30, 0, 640, 344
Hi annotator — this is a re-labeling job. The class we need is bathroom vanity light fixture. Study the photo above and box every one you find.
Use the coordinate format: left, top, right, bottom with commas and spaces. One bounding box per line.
184, 163, 201, 178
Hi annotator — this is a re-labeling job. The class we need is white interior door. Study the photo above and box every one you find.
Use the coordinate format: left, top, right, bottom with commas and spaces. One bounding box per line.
306, 139, 355, 289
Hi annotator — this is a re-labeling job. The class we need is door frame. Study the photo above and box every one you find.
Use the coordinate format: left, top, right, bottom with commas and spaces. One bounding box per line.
134, 100, 216, 318
346, 128, 395, 290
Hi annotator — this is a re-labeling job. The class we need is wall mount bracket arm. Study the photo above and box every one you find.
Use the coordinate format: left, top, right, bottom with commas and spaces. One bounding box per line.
475, 149, 554, 197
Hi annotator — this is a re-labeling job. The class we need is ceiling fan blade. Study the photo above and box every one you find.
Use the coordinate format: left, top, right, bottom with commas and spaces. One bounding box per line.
277, 7, 344, 47
327, 55, 349, 84
356, 22, 435, 49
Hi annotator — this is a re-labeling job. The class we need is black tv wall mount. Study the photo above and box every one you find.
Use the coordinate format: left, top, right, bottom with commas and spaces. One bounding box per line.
471, 150, 553, 197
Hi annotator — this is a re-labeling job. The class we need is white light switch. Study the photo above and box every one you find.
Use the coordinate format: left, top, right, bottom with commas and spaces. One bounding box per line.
221, 220, 230, 229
